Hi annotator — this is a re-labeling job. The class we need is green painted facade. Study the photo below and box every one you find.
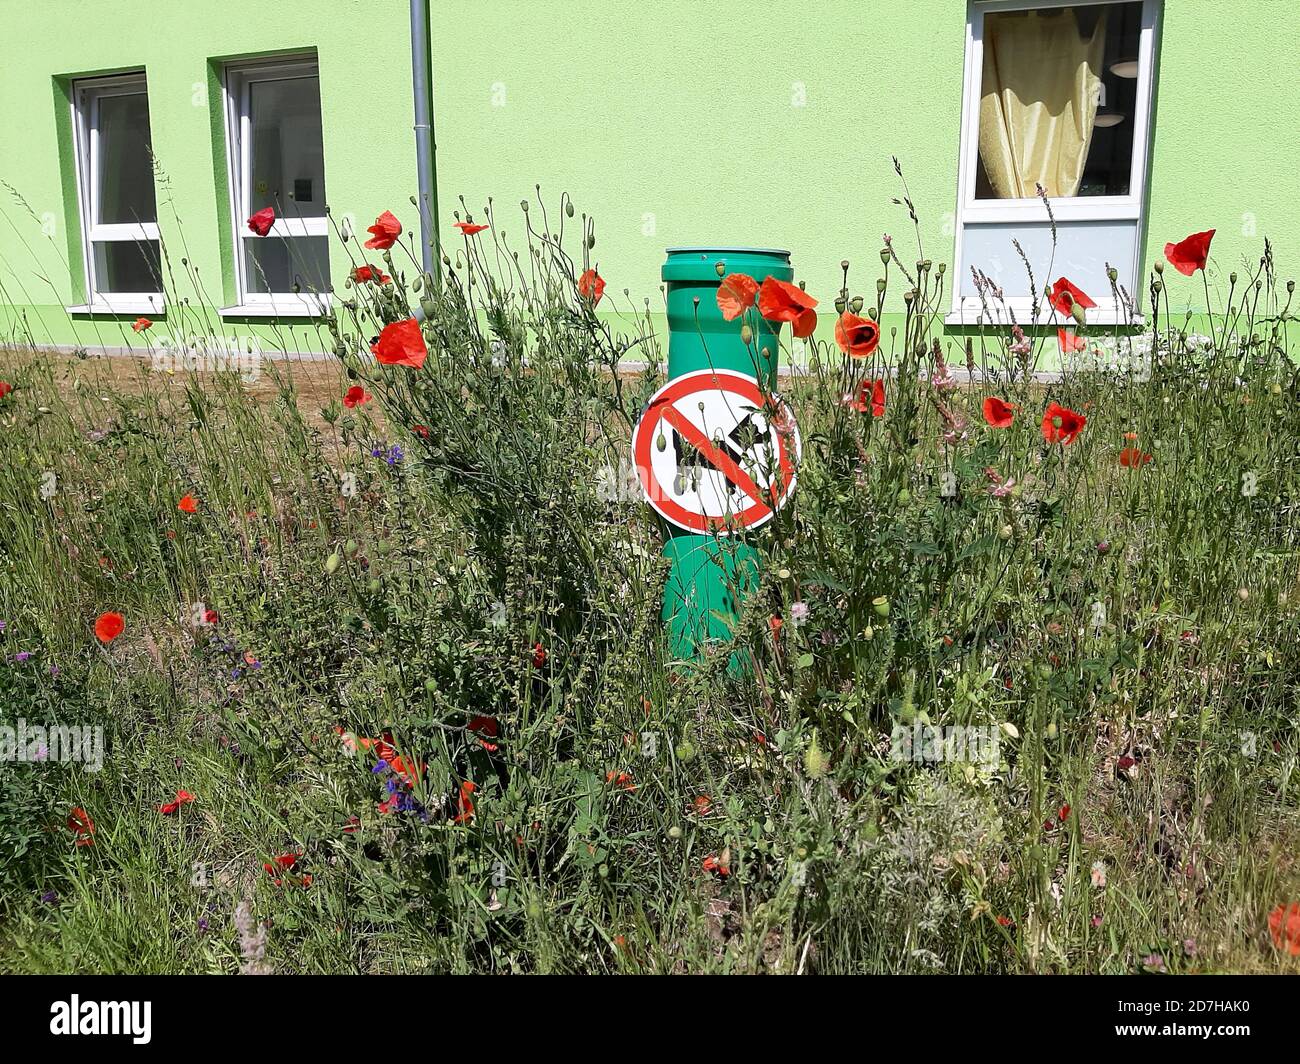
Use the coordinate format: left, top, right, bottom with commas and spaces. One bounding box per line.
1, 0, 1296, 355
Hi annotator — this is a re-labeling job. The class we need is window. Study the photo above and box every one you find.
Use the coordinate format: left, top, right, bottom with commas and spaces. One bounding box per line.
950, 1, 1160, 323
70, 73, 162, 313
223, 56, 329, 313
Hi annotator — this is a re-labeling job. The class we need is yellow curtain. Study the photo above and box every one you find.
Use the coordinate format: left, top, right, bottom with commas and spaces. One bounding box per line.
978, 8, 1107, 199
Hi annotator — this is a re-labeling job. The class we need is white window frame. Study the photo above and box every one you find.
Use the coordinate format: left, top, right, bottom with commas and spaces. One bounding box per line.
221, 56, 329, 316
949, 0, 1161, 324
69, 73, 163, 315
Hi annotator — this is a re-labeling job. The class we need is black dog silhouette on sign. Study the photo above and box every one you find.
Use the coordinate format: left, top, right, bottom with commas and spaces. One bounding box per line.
672, 412, 762, 498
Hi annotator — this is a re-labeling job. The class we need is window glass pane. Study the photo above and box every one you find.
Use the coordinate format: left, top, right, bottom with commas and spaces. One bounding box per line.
92, 239, 161, 295
976, 2, 1142, 200
96, 91, 156, 224
248, 75, 326, 219
243, 235, 329, 296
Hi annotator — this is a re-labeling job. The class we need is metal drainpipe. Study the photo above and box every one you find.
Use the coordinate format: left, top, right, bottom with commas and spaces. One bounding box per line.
410, 0, 440, 304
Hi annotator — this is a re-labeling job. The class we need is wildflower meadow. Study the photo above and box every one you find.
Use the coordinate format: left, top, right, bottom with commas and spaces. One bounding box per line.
1, 178, 1298, 978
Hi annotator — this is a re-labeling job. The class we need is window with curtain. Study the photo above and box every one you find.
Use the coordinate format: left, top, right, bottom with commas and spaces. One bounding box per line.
977, 3, 1143, 200
950, 0, 1160, 324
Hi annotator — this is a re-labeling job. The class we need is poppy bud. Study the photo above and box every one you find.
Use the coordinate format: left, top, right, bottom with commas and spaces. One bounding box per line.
520, 200, 528, 211
715, 261, 725, 277
1107, 267, 1118, 283
937, 262, 946, 276
740, 324, 753, 345
999, 524, 1013, 540
587, 233, 596, 250
1230, 272, 1238, 285
325, 552, 341, 574
1153, 279, 1163, 293
804, 733, 826, 778
1153, 261, 1163, 274
566, 201, 575, 218
862, 626, 874, 641
668, 826, 682, 840
1071, 303, 1087, 327
761, 346, 772, 360
1288, 280, 1295, 294
1238, 588, 1249, 602
850, 296, 864, 314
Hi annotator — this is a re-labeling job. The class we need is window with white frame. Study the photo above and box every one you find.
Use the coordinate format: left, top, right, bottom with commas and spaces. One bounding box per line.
71, 73, 162, 312
951, 0, 1160, 323
223, 56, 329, 312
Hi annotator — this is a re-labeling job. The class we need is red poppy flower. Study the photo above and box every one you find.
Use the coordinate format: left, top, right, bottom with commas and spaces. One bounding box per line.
132, 317, 152, 333
1057, 329, 1087, 354
577, 268, 606, 305
468, 715, 499, 752
352, 265, 391, 285
532, 642, 547, 668
68, 807, 95, 846
834, 311, 881, 358
0, 381, 11, 399
693, 795, 712, 817
454, 221, 488, 236
605, 770, 636, 792
177, 494, 198, 514
716, 273, 758, 321
1269, 902, 1300, 956
371, 318, 427, 369
702, 854, 731, 877
364, 210, 402, 250
996, 915, 1014, 928
845, 378, 887, 417
982, 396, 1016, 429
247, 207, 275, 237
1119, 447, 1152, 468
1164, 229, 1215, 276
411, 424, 430, 439
204, 609, 219, 626
768, 616, 783, 634
453, 780, 476, 823
1049, 277, 1096, 316
1058, 803, 1070, 822
94, 611, 124, 643
343, 385, 372, 409
1041, 402, 1087, 446
159, 790, 196, 815
758, 276, 818, 338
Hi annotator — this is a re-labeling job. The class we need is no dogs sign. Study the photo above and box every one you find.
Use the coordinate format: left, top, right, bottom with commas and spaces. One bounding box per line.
631, 369, 800, 533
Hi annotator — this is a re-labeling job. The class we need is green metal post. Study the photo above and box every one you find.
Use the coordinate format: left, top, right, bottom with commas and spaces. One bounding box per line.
658, 247, 793, 661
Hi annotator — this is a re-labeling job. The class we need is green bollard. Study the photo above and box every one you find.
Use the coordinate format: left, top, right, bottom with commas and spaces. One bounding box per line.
650, 247, 796, 662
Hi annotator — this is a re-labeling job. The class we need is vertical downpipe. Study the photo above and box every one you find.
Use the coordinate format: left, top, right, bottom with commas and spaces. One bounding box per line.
409, 0, 440, 290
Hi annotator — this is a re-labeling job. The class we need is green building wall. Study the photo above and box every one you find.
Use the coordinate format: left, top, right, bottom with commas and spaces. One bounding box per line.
0, 0, 1297, 356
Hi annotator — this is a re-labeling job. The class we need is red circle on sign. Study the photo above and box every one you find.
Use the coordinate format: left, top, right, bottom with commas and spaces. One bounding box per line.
632, 369, 799, 534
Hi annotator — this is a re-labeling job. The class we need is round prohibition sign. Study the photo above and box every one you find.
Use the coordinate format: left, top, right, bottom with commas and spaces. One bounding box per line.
632, 369, 800, 534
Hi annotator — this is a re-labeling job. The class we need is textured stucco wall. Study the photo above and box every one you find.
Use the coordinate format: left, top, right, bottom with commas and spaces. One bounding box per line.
0, 1, 1296, 355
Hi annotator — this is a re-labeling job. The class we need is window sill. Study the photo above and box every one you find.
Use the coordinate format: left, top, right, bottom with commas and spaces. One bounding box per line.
944, 306, 1145, 329
219, 301, 330, 319
67, 300, 164, 316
